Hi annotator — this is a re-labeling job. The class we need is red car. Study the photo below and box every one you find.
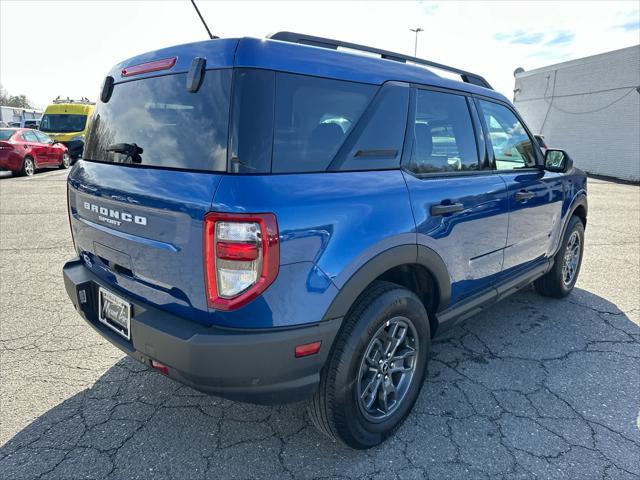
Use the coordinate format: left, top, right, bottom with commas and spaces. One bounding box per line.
0, 128, 71, 176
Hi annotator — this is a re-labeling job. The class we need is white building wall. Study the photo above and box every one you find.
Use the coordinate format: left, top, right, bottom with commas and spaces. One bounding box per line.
514, 45, 640, 182
0, 106, 42, 124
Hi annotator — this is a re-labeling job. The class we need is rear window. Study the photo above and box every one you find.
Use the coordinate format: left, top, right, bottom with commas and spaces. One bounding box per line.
84, 70, 231, 171
0, 130, 14, 141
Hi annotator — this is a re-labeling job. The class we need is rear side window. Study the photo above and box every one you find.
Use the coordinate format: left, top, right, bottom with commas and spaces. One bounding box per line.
272, 74, 376, 173
331, 83, 410, 171
85, 70, 231, 171
408, 90, 479, 174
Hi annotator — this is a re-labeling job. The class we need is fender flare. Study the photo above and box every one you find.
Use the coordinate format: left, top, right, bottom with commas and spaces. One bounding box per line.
552, 192, 588, 257
322, 244, 451, 321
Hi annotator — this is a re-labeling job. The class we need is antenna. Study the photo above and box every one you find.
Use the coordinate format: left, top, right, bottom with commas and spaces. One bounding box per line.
190, 0, 218, 40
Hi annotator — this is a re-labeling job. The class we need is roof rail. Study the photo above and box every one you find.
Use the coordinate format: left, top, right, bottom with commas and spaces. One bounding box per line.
267, 31, 493, 90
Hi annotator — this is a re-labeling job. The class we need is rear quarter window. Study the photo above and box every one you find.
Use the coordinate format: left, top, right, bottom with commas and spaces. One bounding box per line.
272, 73, 377, 173
0, 130, 14, 141
84, 70, 231, 171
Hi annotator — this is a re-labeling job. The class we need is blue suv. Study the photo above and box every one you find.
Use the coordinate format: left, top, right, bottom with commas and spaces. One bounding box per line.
63, 32, 587, 448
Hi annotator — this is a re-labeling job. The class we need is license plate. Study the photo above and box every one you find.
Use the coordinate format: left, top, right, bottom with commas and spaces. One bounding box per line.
98, 287, 131, 340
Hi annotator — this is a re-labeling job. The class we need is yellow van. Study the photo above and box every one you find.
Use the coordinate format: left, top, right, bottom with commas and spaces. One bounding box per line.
40, 98, 94, 159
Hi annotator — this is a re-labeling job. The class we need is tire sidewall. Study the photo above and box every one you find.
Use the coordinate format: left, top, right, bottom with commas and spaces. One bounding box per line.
332, 288, 430, 446
557, 217, 585, 294
22, 157, 34, 176
61, 153, 70, 168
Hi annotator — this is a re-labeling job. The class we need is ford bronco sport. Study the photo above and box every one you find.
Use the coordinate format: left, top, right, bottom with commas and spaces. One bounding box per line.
63, 32, 587, 449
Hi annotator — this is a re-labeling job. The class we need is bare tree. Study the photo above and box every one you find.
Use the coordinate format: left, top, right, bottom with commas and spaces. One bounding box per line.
0, 84, 34, 109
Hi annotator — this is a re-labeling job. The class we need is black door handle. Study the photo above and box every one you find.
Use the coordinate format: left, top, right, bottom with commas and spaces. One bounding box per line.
431, 202, 464, 216
515, 190, 535, 202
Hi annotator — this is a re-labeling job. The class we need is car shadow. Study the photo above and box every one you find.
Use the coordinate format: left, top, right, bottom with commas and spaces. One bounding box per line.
1, 286, 638, 479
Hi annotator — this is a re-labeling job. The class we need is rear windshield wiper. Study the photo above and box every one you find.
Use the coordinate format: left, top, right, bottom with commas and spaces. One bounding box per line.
107, 143, 143, 164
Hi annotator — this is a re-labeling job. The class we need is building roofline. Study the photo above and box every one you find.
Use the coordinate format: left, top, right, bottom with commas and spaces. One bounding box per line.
515, 44, 640, 78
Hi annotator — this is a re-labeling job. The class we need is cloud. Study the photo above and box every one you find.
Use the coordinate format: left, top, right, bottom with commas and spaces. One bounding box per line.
545, 31, 575, 46
612, 19, 640, 31
417, 1, 439, 15
494, 30, 544, 45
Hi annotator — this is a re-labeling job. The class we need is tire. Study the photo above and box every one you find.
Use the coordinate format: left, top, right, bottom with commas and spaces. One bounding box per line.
21, 156, 35, 177
308, 281, 431, 449
59, 152, 71, 169
534, 215, 585, 298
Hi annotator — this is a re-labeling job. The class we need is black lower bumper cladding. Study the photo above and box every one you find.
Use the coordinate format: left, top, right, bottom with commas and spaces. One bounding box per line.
63, 257, 341, 404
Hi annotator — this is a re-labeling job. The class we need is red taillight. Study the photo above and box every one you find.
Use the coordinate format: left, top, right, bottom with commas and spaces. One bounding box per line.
0, 141, 14, 150
151, 360, 169, 375
204, 212, 279, 311
295, 341, 322, 358
121, 57, 177, 77
216, 241, 259, 261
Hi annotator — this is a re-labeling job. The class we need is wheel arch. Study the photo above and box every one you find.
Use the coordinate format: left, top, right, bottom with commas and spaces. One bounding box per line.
322, 244, 451, 336
551, 193, 587, 258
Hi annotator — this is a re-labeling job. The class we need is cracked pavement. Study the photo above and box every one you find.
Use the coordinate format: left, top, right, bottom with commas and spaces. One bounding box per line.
0, 170, 638, 479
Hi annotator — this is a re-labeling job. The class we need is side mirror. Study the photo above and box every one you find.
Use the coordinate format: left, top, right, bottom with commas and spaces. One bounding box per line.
545, 149, 573, 173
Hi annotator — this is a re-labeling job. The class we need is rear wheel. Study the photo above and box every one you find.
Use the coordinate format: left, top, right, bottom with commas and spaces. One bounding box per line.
21, 156, 35, 177
534, 215, 585, 297
59, 152, 70, 169
308, 281, 431, 449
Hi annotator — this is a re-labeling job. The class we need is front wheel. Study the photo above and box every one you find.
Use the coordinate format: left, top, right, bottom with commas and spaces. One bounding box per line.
59, 152, 70, 169
308, 281, 431, 449
535, 215, 585, 297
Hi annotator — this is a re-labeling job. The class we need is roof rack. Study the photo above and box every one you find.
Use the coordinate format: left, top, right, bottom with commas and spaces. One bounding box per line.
267, 31, 493, 90
52, 96, 95, 105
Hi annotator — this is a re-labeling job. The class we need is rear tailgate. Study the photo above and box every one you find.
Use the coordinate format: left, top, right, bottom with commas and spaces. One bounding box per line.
69, 57, 233, 325
68, 162, 222, 323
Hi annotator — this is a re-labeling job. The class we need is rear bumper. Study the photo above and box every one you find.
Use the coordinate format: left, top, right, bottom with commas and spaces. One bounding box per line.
63, 257, 341, 404
0, 151, 23, 172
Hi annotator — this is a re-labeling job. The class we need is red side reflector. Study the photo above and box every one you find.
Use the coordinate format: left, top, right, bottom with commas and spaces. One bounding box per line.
121, 57, 177, 77
151, 360, 169, 375
295, 341, 322, 358
216, 241, 259, 261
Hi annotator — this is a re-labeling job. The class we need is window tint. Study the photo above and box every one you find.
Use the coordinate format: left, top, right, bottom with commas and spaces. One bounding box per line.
34, 131, 51, 143
478, 100, 536, 170
85, 70, 231, 171
333, 83, 409, 171
229, 69, 275, 174
272, 73, 376, 173
22, 130, 38, 142
0, 129, 15, 141
409, 90, 479, 174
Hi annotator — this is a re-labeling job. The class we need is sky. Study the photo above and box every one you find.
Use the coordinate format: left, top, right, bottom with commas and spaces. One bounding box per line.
1, 0, 639, 109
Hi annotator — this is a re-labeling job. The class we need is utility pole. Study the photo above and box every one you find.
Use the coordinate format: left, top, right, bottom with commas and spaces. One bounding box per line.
409, 27, 423, 57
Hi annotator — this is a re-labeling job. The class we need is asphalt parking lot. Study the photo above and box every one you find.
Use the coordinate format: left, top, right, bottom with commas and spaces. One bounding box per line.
0, 169, 638, 480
